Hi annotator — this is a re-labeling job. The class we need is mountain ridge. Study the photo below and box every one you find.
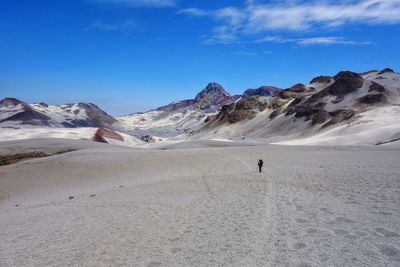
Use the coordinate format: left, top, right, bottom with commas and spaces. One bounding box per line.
1, 68, 399, 146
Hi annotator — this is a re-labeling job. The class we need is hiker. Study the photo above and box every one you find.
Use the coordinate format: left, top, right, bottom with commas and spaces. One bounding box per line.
258, 159, 264, 173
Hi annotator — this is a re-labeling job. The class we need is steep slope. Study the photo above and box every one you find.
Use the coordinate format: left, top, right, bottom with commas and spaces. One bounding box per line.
194, 69, 400, 145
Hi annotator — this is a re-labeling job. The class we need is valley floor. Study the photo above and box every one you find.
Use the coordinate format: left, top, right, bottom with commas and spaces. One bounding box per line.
0, 139, 399, 266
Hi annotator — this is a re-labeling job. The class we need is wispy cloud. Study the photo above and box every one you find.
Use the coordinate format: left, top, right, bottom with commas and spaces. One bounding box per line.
255, 35, 373, 46
179, 0, 400, 44
178, 8, 208, 17
87, 19, 137, 31
296, 37, 373, 46
91, 0, 177, 8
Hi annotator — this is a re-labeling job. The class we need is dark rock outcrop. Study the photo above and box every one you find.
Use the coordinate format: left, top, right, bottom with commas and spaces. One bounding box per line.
279, 90, 297, 99
286, 98, 326, 119
327, 71, 364, 97
378, 68, 394, 74
284, 97, 304, 115
288, 83, 306, 93
357, 93, 386, 105
282, 96, 331, 125
278, 84, 306, 99
310, 110, 329, 125
322, 109, 356, 128
243, 86, 282, 97
213, 97, 268, 123
269, 110, 281, 119
310, 76, 332, 84
269, 97, 287, 109
369, 81, 386, 93
309, 71, 364, 101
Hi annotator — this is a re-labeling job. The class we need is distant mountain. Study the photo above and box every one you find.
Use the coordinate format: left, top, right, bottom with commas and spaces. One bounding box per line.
0, 98, 52, 126
118, 83, 240, 139
0, 98, 118, 129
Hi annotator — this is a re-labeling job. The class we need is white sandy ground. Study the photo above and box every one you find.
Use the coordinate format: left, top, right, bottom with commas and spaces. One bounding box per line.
0, 139, 400, 266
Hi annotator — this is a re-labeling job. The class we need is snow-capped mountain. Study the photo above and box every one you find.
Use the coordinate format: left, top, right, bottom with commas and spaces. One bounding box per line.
0, 99, 119, 129
0, 99, 143, 146
194, 68, 400, 145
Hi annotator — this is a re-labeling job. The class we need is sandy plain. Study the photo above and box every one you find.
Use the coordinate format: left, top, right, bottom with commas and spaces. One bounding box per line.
0, 139, 399, 266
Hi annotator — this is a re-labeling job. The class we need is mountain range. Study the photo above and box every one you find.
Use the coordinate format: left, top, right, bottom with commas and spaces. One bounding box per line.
1, 68, 399, 146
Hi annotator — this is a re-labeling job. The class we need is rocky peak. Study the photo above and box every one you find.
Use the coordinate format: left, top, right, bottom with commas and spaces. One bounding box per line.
153, 83, 238, 113
195, 83, 233, 110
195, 83, 230, 100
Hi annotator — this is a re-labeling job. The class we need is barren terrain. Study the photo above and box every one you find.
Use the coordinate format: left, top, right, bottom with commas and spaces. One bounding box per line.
0, 139, 399, 266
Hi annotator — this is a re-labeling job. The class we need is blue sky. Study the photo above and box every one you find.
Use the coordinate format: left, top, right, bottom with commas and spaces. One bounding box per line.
1, 0, 400, 115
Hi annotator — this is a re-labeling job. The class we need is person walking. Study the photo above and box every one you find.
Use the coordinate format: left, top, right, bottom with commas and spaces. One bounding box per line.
258, 159, 264, 173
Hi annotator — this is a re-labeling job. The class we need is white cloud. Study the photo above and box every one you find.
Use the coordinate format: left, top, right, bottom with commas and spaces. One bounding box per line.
179, 0, 400, 44
87, 19, 137, 31
92, 0, 176, 8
